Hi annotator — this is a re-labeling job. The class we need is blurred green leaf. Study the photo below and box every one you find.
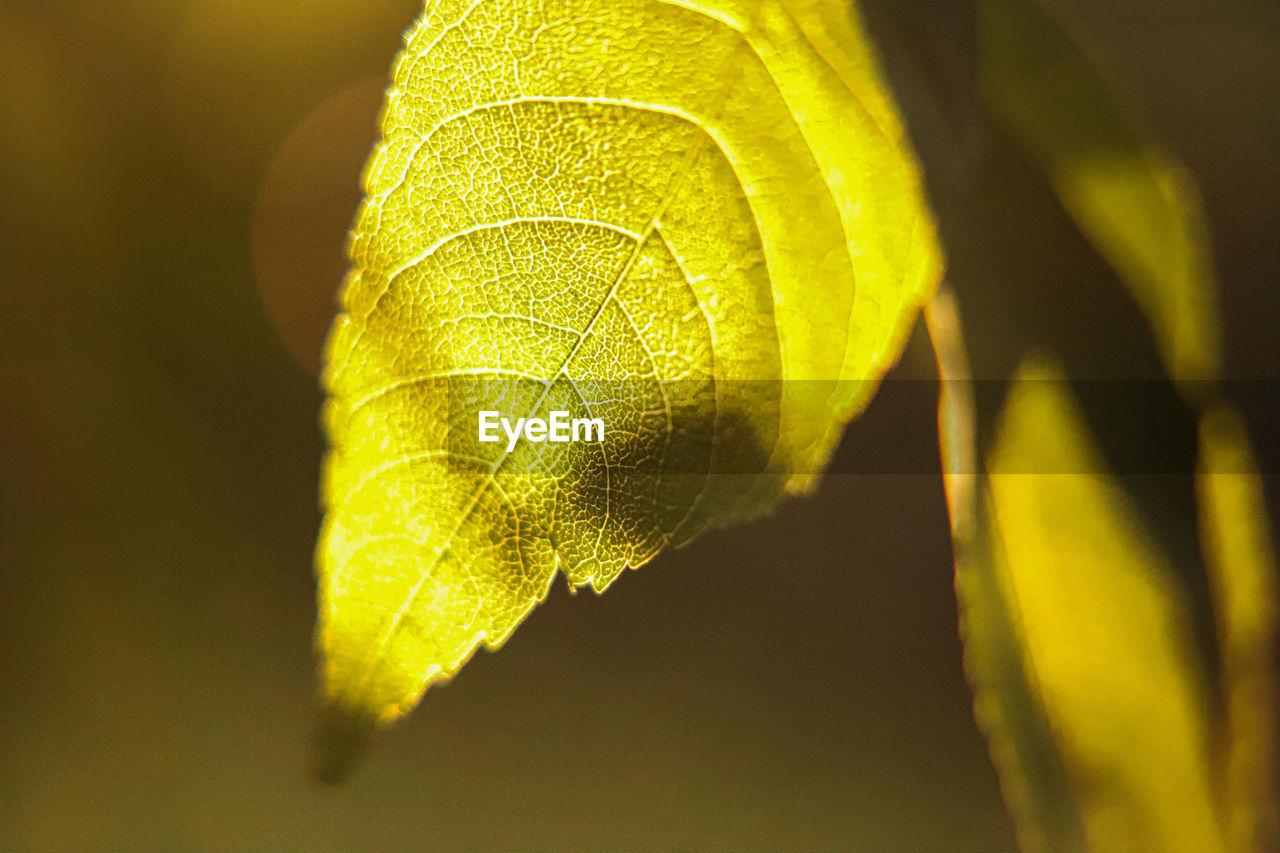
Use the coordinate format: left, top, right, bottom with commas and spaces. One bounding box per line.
1197, 408, 1279, 853
928, 294, 1088, 853
981, 0, 1222, 384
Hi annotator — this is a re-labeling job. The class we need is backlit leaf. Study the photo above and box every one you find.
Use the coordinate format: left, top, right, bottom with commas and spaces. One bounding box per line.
953, 356, 1227, 853
315, 0, 940, 777
981, 0, 1221, 384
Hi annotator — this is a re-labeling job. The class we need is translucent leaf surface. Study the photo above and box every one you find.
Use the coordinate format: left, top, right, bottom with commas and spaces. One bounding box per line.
315, 0, 940, 776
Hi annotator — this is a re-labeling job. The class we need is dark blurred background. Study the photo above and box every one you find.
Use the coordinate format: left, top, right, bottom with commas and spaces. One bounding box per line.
1, 0, 1276, 850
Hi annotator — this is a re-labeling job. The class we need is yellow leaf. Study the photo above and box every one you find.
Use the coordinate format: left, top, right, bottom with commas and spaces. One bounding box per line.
1197, 408, 1279, 853
315, 0, 940, 777
975, 359, 1225, 853
930, 325, 1235, 853
927, 298, 1087, 853
981, 0, 1221, 384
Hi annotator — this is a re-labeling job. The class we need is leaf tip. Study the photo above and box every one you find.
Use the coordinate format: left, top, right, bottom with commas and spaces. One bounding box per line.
312, 700, 381, 785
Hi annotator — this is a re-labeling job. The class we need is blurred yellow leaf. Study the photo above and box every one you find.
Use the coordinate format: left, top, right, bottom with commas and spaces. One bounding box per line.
981, 0, 1221, 384
1197, 408, 1279, 853
963, 358, 1226, 853
927, 294, 1088, 853
315, 0, 939, 777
